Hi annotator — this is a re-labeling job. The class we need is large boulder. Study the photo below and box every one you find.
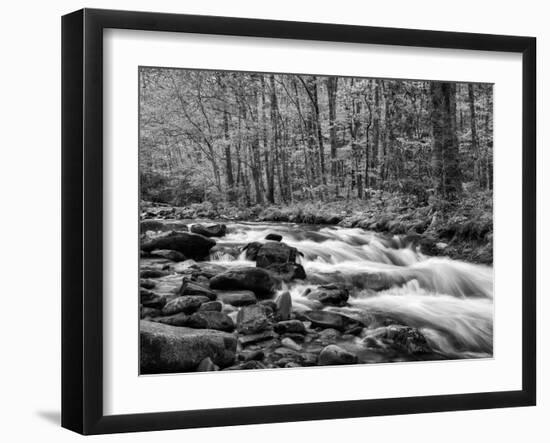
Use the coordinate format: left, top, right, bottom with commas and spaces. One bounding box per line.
305, 284, 349, 306
140, 320, 237, 373
210, 267, 277, 298
318, 345, 358, 366
190, 223, 227, 238
236, 304, 271, 335
162, 295, 210, 315
255, 241, 299, 268
141, 232, 215, 260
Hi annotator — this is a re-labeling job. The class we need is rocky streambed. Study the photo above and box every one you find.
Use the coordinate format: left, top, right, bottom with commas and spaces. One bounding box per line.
139, 219, 493, 374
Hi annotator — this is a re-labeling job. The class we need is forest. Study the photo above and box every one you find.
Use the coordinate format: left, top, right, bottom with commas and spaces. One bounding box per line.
139, 68, 495, 373
139, 68, 493, 263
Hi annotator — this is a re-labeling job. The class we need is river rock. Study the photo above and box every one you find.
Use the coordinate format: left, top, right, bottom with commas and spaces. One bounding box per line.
140, 220, 189, 233
141, 232, 216, 260
196, 357, 219, 371
198, 301, 223, 312
140, 320, 236, 373
318, 345, 358, 366
188, 262, 228, 279
266, 263, 307, 281
186, 311, 235, 332
236, 304, 271, 334
365, 325, 431, 354
140, 269, 169, 279
214, 290, 257, 306
140, 289, 166, 309
140, 279, 156, 289
255, 241, 299, 268
239, 350, 265, 362
274, 320, 305, 334
303, 310, 348, 331
318, 328, 341, 342
275, 291, 292, 320
306, 285, 349, 306
150, 249, 187, 262
265, 233, 283, 241
281, 337, 302, 351
154, 312, 190, 327
179, 280, 217, 300
162, 295, 210, 315
237, 330, 277, 346
242, 241, 263, 260
190, 223, 227, 238
210, 267, 277, 298
140, 306, 162, 319
225, 360, 267, 370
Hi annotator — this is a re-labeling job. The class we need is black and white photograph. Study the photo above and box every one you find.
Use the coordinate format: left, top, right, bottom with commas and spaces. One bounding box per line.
138, 67, 494, 374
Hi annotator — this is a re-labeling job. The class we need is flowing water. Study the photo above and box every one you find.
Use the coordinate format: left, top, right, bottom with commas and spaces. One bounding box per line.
205, 221, 493, 361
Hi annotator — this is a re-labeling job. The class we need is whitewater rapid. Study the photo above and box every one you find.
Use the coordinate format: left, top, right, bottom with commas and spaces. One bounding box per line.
206, 221, 493, 359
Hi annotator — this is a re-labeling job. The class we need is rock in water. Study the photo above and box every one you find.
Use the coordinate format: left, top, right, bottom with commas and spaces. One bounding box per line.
162, 295, 210, 315
140, 279, 156, 289
190, 223, 227, 238
303, 310, 349, 331
276, 291, 292, 320
179, 280, 217, 300
141, 232, 215, 260
265, 233, 283, 241
306, 285, 349, 306
236, 304, 271, 334
140, 269, 169, 279
140, 320, 237, 373
364, 325, 432, 354
150, 249, 187, 262
255, 242, 299, 268
210, 267, 277, 298
266, 263, 307, 281
214, 290, 257, 306
242, 241, 262, 260
318, 345, 358, 366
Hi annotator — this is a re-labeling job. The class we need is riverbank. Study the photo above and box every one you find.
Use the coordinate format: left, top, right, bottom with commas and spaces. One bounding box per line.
141, 190, 493, 264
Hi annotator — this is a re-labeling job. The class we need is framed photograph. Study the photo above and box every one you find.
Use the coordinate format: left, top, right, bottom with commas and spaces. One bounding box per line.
61, 8, 536, 435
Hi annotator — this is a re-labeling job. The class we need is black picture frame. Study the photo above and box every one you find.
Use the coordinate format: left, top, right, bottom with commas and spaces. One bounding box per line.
61, 8, 536, 435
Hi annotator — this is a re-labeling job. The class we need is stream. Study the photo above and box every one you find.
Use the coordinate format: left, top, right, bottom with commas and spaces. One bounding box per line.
208, 222, 493, 360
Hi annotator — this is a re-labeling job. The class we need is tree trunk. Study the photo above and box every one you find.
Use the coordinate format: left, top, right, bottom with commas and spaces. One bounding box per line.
327, 76, 339, 188
468, 83, 479, 186
430, 81, 461, 200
